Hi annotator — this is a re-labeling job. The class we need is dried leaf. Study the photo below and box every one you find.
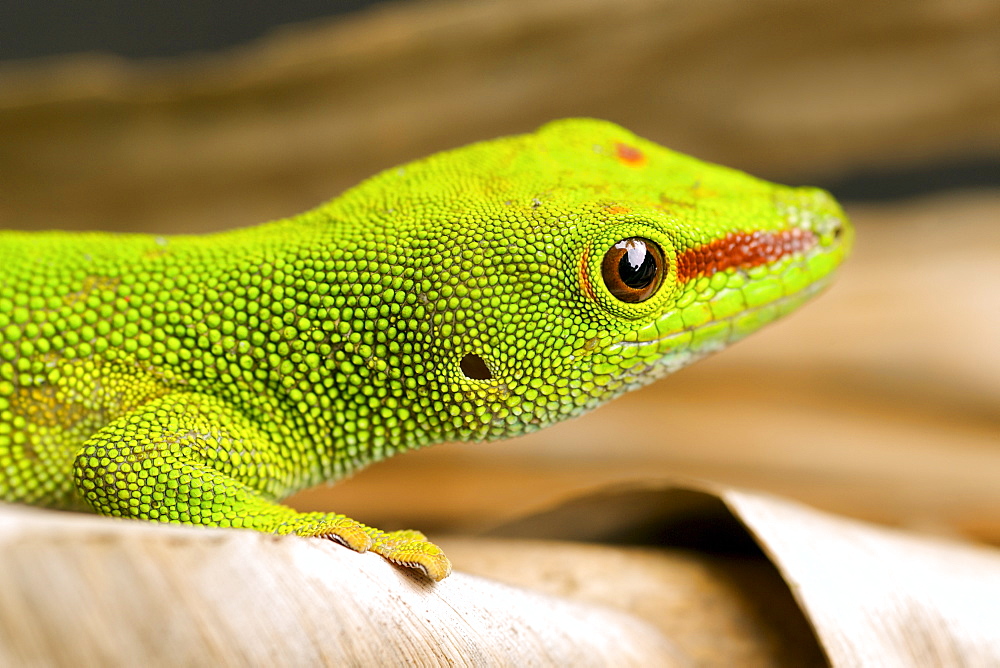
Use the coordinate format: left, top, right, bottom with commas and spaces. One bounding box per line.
494, 481, 1000, 666
0, 505, 680, 666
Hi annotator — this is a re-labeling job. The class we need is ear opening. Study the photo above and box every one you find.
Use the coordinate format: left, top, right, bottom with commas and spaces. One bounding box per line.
460, 353, 493, 380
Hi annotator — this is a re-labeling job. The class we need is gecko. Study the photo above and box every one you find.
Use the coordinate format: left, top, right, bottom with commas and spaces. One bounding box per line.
0, 119, 851, 580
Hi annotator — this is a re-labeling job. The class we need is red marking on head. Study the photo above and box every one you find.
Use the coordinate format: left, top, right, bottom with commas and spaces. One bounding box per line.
615, 143, 646, 166
605, 205, 631, 215
676, 229, 817, 281
579, 248, 596, 300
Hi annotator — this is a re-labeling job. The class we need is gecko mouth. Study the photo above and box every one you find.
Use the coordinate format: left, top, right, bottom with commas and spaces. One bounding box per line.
608, 259, 836, 359
531, 272, 834, 430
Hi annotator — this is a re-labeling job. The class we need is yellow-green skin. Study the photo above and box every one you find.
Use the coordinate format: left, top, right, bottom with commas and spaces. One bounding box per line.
0, 119, 851, 579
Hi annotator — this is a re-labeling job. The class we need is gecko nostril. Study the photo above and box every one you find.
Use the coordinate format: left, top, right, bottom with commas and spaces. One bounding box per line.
460, 353, 492, 380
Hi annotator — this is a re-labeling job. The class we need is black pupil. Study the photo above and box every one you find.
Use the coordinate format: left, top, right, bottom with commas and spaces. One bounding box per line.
617, 240, 657, 289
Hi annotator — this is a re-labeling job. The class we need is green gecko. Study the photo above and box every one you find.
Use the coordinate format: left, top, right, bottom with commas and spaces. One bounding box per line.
0, 119, 851, 581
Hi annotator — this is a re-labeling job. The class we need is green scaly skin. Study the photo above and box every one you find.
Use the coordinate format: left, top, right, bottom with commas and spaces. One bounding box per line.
0, 119, 851, 580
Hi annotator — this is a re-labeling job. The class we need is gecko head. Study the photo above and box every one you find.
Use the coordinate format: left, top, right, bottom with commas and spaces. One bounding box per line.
319, 118, 852, 445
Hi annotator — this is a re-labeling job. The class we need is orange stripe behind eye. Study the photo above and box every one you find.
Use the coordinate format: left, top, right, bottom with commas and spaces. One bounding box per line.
677, 229, 817, 281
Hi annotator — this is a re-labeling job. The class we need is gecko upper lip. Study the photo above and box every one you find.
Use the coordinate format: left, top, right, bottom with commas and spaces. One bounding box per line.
609, 268, 833, 353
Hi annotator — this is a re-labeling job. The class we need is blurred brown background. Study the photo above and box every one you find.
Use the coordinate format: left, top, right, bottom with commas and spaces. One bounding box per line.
2, 0, 997, 544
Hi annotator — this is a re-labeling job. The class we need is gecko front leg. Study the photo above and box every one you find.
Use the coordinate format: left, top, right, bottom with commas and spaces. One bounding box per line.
72, 392, 451, 581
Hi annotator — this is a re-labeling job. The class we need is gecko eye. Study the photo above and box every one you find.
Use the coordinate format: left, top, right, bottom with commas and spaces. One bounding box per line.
601, 238, 665, 303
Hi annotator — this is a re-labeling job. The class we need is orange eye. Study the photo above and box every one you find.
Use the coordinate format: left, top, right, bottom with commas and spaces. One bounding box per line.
601, 238, 665, 303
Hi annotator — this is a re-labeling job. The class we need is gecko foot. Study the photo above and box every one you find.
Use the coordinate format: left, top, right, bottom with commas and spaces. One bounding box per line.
275, 514, 451, 580
370, 529, 453, 582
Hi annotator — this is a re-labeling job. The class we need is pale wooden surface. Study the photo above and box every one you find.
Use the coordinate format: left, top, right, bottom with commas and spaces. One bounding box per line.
725, 488, 1000, 666
0, 505, 683, 667
5, 482, 1000, 666
478, 482, 1000, 666
439, 537, 827, 667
